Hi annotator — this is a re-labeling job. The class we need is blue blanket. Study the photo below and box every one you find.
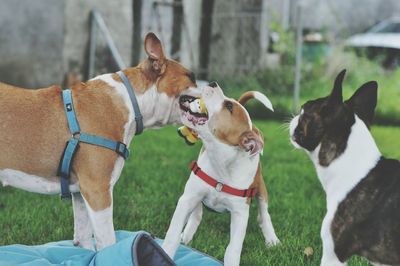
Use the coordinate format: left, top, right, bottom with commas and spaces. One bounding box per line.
0, 231, 222, 266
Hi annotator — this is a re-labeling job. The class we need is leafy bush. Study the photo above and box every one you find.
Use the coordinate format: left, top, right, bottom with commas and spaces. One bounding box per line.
210, 38, 400, 125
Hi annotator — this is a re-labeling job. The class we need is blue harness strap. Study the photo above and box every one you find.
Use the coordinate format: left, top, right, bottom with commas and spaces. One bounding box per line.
116, 71, 143, 135
60, 138, 79, 199
62, 90, 80, 134
59, 87, 133, 200
79, 133, 129, 160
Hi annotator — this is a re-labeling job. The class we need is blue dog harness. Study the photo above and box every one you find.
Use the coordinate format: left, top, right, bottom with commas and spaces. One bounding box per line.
59, 71, 143, 199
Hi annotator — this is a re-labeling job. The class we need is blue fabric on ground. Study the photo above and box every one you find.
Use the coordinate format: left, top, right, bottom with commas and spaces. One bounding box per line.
0, 230, 222, 266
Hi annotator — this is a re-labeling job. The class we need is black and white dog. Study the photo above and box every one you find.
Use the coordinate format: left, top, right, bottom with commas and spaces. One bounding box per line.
289, 70, 400, 265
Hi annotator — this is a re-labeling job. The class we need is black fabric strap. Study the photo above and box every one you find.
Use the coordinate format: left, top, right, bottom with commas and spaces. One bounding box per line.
117, 71, 143, 135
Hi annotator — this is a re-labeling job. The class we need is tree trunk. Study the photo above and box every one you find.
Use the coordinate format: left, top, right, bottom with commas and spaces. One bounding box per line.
132, 0, 142, 66
171, 0, 183, 60
199, 0, 215, 79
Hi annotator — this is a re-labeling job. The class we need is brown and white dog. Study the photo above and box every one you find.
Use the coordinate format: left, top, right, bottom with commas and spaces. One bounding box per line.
0, 33, 199, 250
290, 70, 400, 265
162, 83, 280, 266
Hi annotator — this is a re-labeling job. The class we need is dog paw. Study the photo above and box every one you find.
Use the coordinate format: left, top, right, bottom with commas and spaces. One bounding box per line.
266, 238, 280, 248
180, 232, 192, 245
74, 238, 94, 250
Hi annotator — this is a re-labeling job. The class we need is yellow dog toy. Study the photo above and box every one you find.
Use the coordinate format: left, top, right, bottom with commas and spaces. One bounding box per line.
178, 98, 207, 145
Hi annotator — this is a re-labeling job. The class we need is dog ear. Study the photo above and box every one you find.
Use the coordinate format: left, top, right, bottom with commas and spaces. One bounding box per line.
144, 32, 165, 71
328, 69, 346, 106
345, 81, 378, 127
239, 128, 264, 156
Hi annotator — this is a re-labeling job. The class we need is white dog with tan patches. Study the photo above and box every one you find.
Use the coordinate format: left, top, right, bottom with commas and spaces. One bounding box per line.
0, 33, 200, 250
162, 82, 280, 266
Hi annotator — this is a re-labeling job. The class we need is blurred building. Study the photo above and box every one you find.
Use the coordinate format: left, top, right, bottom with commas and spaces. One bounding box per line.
0, 0, 399, 88
0, 0, 132, 88
269, 0, 400, 38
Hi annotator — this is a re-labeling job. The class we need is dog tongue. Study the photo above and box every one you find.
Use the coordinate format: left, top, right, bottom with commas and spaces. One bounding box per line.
187, 112, 207, 126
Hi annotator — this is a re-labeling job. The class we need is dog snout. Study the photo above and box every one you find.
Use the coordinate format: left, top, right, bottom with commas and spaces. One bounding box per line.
293, 128, 303, 142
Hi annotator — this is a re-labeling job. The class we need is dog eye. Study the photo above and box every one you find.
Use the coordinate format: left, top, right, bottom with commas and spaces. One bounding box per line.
224, 101, 233, 113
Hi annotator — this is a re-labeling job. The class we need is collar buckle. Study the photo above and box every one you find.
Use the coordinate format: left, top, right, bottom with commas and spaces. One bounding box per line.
215, 182, 223, 192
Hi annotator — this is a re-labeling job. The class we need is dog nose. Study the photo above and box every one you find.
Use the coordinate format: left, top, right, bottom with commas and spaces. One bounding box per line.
208, 81, 218, 88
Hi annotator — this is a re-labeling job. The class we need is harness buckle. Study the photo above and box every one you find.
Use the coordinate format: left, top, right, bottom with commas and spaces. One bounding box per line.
72, 132, 80, 139
116, 142, 129, 159
215, 182, 223, 192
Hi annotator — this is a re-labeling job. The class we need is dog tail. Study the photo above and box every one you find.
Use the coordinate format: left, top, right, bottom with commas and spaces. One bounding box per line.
238, 91, 274, 112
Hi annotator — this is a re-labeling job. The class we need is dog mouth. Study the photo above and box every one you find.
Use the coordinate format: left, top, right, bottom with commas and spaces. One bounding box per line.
179, 95, 208, 126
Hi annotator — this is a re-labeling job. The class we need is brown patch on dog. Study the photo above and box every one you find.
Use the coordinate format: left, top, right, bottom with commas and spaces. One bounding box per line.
0, 84, 69, 177
0, 79, 128, 211
69, 80, 130, 210
156, 60, 197, 97
111, 59, 196, 97
238, 91, 255, 105
246, 127, 268, 204
110, 67, 154, 95
212, 100, 251, 146
110, 32, 196, 97
0, 32, 196, 211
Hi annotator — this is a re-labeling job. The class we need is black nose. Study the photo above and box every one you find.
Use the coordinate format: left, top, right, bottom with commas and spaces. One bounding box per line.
208, 81, 218, 88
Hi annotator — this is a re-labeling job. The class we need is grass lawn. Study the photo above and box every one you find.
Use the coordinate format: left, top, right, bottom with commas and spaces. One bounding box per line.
1, 121, 399, 265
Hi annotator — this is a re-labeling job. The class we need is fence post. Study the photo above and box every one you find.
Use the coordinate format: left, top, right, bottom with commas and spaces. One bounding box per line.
293, 2, 303, 113
259, 0, 269, 68
88, 11, 97, 80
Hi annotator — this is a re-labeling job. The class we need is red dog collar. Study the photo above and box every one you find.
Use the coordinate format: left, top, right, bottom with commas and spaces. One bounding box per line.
190, 161, 257, 198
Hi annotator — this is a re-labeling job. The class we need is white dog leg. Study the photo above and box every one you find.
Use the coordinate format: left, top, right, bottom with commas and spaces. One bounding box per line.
82, 193, 116, 250
72, 192, 94, 250
256, 196, 280, 247
181, 202, 203, 244
224, 207, 250, 266
321, 213, 346, 266
163, 194, 202, 258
